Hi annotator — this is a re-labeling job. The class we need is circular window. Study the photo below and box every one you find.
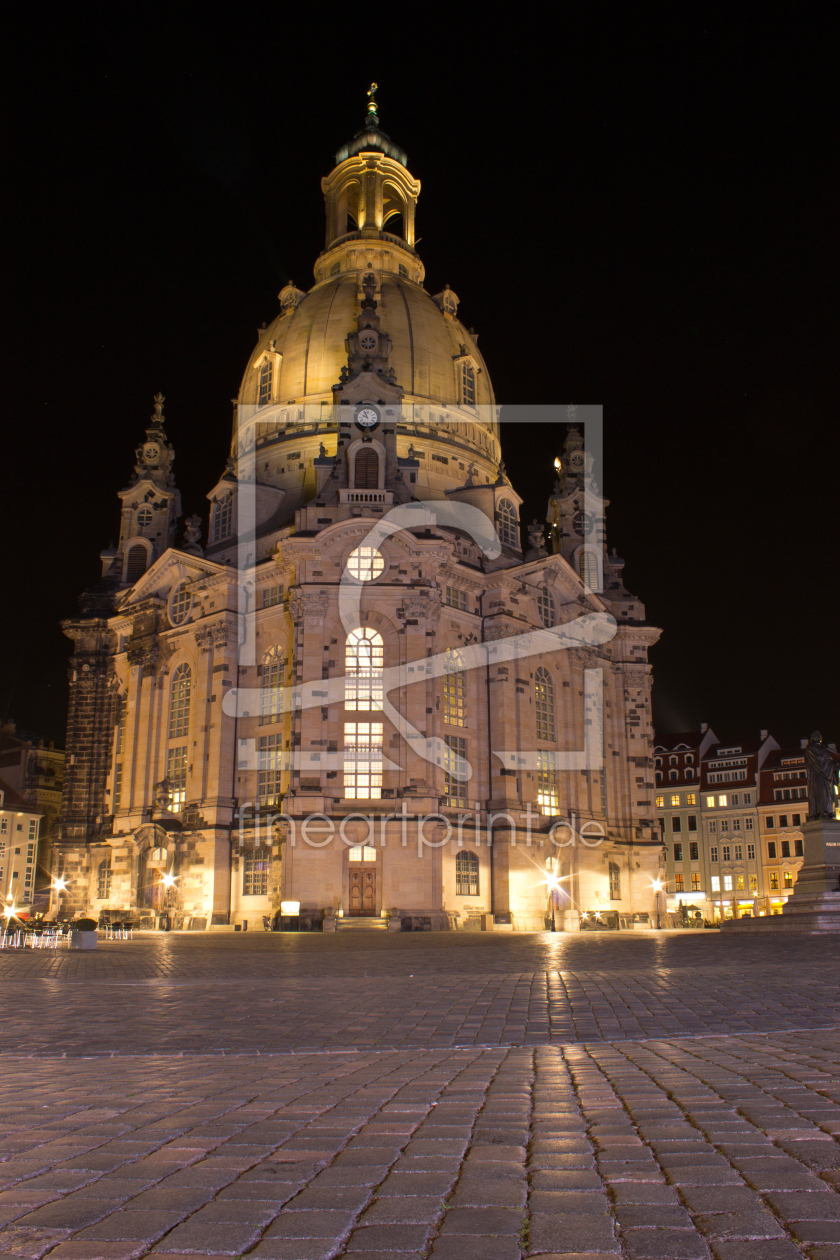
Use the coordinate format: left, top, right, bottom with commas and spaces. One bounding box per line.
346, 546, 385, 581
168, 583, 192, 626
136, 507, 153, 531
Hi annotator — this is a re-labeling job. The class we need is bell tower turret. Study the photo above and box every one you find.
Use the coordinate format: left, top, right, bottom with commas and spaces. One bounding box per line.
100, 393, 182, 587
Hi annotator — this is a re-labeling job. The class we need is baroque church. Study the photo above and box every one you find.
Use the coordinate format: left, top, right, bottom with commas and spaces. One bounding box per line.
55, 97, 662, 931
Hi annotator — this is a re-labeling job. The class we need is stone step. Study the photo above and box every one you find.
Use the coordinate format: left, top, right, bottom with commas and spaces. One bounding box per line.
336, 916, 388, 931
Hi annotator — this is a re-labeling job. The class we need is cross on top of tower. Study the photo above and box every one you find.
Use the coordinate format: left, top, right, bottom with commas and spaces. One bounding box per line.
366, 82, 379, 119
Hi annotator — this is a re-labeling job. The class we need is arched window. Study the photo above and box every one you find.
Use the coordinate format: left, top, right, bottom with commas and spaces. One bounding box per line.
258, 361, 273, 407
538, 590, 556, 627
348, 845, 377, 862
345, 628, 384, 710
354, 448, 379, 489
655, 771, 662, 782
443, 650, 466, 727
578, 548, 602, 591
126, 544, 147, 583
535, 667, 555, 742
609, 861, 621, 900
169, 664, 191, 739
97, 858, 112, 899
455, 849, 479, 896
497, 499, 519, 548
213, 496, 233, 542
260, 647, 284, 725
243, 847, 270, 896
669, 769, 678, 780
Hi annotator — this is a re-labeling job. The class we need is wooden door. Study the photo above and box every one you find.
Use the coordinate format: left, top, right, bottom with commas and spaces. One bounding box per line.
349, 868, 376, 916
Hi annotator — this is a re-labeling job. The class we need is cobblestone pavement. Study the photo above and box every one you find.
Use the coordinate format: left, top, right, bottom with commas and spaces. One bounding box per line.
3, 933, 840, 1257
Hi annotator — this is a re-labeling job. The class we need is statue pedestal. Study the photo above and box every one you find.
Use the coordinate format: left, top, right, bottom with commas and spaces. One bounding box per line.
723, 818, 840, 933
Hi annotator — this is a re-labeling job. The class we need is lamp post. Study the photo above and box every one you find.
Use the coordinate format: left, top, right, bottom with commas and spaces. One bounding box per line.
651, 878, 664, 930
545, 857, 559, 932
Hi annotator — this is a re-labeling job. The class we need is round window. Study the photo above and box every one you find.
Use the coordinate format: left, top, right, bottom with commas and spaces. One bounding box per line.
168, 582, 192, 626
346, 546, 385, 581
136, 507, 153, 531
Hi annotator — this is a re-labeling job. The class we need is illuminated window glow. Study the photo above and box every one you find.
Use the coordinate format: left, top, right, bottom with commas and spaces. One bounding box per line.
169, 664, 191, 739
244, 847, 269, 896
345, 628, 384, 711
347, 546, 384, 581
443, 650, 466, 727
537, 751, 558, 814
535, 667, 555, 742
167, 745, 187, 812
343, 722, 383, 799
260, 647, 284, 725
456, 849, 479, 895
443, 735, 468, 807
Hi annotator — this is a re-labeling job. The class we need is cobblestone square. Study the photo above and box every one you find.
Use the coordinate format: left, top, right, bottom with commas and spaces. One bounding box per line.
3, 930, 840, 1257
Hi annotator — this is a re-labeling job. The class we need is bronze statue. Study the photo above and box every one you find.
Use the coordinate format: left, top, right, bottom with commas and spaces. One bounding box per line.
805, 731, 840, 819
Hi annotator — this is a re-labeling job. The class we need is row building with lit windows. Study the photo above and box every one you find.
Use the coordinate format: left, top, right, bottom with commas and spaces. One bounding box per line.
656, 728, 812, 922
54, 104, 663, 931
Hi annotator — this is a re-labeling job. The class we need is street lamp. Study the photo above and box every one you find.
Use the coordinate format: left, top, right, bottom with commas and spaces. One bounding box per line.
544, 857, 559, 932
651, 878, 664, 930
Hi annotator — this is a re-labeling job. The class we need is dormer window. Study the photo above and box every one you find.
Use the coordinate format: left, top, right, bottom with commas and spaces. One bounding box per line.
136, 507, 153, 532
258, 361, 273, 407
497, 499, 518, 548
461, 363, 476, 408
213, 496, 233, 542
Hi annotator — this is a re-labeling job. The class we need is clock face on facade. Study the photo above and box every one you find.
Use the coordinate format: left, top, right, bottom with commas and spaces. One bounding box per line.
355, 406, 380, 431
358, 331, 378, 351
569, 451, 585, 471
143, 444, 159, 462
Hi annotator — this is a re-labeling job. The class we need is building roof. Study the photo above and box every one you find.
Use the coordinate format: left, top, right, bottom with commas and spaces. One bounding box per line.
0, 775, 39, 814
654, 731, 707, 751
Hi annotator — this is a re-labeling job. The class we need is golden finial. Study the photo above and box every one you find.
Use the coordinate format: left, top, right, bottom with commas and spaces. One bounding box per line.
366, 82, 379, 116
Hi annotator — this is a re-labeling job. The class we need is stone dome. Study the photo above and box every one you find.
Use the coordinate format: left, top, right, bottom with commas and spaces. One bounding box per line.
237, 272, 495, 417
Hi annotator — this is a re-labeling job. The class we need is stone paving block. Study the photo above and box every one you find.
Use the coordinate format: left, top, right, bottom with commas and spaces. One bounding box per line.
622, 1231, 711, 1257
765, 1189, 839, 1217
74, 1208, 185, 1240
448, 1178, 528, 1207
439, 1207, 524, 1234
12, 1198, 122, 1229
707, 1242, 803, 1259
359, 1195, 441, 1223
610, 1182, 680, 1205
286, 1186, 372, 1211
790, 1219, 840, 1241
43, 1245, 146, 1260
150, 1218, 264, 1252
529, 1213, 618, 1253
264, 1209, 355, 1238
614, 1206, 694, 1228
693, 1212, 786, 1238
678, 1187, 766, 1213
345, 1223, 432, 1250
376, 1172, 457, 1197
246, 1243, 338, 1260
429, 1238, 522, 1259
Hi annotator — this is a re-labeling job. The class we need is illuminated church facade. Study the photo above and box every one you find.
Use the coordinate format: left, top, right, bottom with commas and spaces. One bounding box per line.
55, 99, 663, 931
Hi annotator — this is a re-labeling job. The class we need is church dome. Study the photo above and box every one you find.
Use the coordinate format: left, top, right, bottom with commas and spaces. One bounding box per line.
238, 273, 494, 415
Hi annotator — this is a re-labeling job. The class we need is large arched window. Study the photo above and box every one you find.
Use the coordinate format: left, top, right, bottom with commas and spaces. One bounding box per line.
455, 849, 479, 896
345, 628, 384, 710
213, 496, 233, 542
260, 647, 284, 725
97, 858, 112, 900
535, 667, 555, 742
354, 448, 379, 489
169, 665, 191, 739
443, 650, 466, 727
125, 544, 148, 583
578, 548, 602, 591
497, 499, 519, 548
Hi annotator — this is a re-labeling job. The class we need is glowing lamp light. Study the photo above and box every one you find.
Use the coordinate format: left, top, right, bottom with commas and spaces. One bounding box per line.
52, 877, 68, 892
580, 911, 589, 920
162, 873, 177, 888
651, 879, 663, 892
2, 901, 18, 921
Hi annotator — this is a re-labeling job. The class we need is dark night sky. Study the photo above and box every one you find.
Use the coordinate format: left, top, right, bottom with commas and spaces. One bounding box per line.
4, 6, 838, 749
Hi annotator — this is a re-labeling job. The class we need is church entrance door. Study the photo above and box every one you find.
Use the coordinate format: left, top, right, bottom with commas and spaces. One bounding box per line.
349, 867, 376, 916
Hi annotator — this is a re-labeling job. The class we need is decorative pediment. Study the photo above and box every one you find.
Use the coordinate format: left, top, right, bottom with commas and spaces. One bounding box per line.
117, 550, 228, 611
